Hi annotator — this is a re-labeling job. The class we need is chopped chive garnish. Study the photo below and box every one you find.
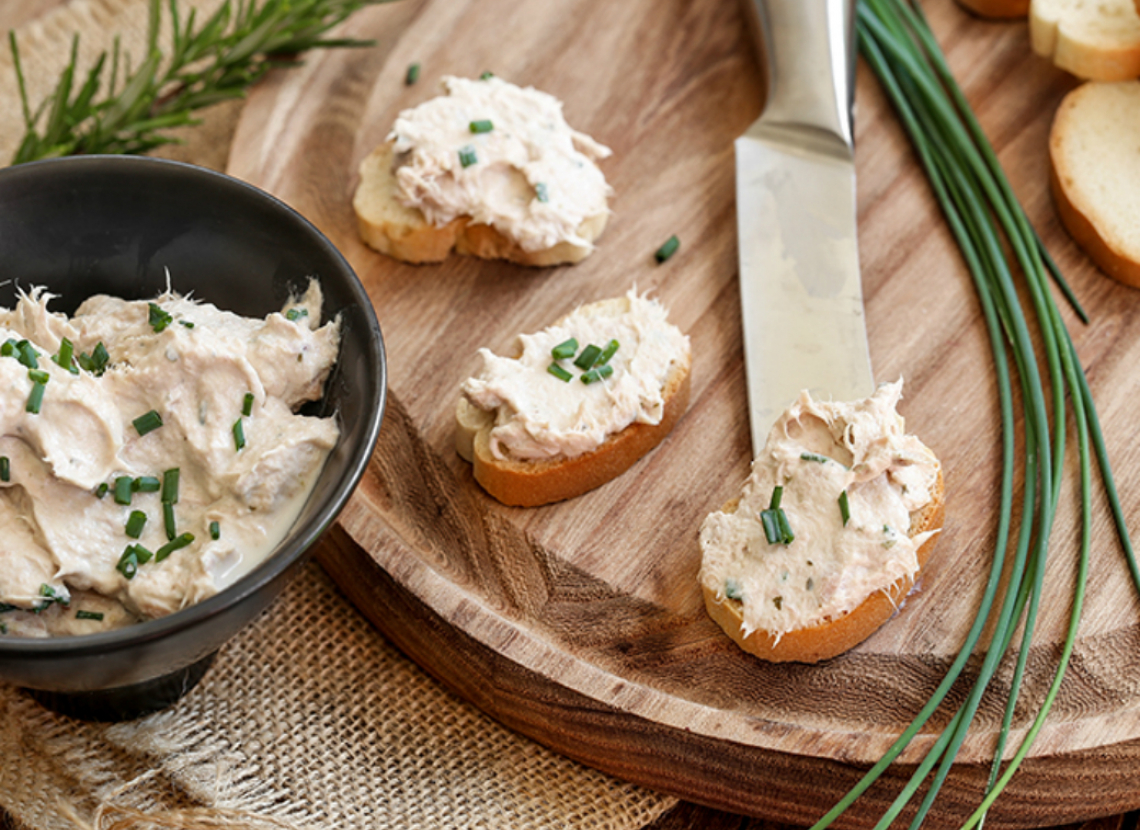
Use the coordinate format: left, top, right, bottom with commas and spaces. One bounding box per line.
161, 468, 180, 504
547, 363, 573, 382
133, 544, 153, 565
725, 578, 743, 600
0, 457, 8, 483
116, 546, 138, 579
114, 476, 133, 505
77, 341, 110, 376
0, 623, 6, 634
535, 182, 549, 203
39, 583, 68, 607
54, 338, 75, 372
480, 70, 494, 79
148, 302, 173, 332
243, 392, 254, 417
580, 364, 614, 384
17, 340, 38, 369
26, 381, 45, 414
0, 339, 15, 357
155, 532, 194, 563
551, 338, 578, 360
164, 502, 176, 540
801, 452, 830, 463
95, 482, 109, 499
769, 485, 783, 510
838, 489, 850, 526
75, 610, 104, 621
775, 508, 795, 544
405, 61, 420, 85
285, 307, 309, 322
27, 368, 49, 385
760, 509, 780, 545
458, 145, 478, 168
654, 234, 680, 263
0, 603, 15, 614
209, 520, 220, 541
598, 339, 620, 365
133, 476, 160, 492
233, 418, 246, 451
125, 510, 147, 539
469, 119, 493, 133
180, 320, 194, 329
132, 409, 163, 436
574, 344, 603, 370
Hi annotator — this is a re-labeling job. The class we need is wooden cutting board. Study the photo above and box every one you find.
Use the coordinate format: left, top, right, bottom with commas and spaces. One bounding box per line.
226, 0, 1140, 826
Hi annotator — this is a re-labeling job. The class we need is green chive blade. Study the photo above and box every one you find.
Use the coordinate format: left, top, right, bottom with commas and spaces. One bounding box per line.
654, 235, 680, 263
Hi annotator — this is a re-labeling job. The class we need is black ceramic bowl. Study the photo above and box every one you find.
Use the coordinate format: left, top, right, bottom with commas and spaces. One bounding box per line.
0, 156, 385, 721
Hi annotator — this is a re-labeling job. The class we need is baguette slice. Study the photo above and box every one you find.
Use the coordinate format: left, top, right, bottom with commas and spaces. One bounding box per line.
1049, 81, 1140, 288
353, 142, 609, 266
702, 471, 945, 664
1030, 0, 1140, 81
954, 0, 1029, 19
456, 296, 691, 507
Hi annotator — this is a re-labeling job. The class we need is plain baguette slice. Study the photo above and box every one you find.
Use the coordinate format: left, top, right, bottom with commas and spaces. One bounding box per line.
1049, 81, 1140, 288
353, 142, 609, 267
456, 298, 691, 507
1030, 0, 1140, 81
702, 471, 945, 664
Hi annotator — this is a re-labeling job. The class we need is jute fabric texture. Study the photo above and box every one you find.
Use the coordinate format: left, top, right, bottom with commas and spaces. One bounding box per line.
0, 1, 679, 827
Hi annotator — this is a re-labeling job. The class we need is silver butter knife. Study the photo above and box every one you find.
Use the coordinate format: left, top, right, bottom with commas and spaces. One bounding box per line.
735, 0, 873, 453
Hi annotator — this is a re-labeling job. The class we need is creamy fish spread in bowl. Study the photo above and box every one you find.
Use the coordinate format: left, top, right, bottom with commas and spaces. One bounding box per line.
0, 156, 385, 720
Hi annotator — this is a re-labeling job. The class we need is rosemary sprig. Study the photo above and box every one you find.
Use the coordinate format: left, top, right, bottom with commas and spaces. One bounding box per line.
8, 0, 386, 164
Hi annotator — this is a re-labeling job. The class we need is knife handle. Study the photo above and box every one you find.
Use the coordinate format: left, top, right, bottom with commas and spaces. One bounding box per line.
742, 0, 855, 156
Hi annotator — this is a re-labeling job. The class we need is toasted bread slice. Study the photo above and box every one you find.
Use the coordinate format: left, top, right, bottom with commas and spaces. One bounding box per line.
1049, 81, 1140, 287
702, 471, 945, 664
456, 294, 690, 507
353, 142, 609, 266
1030, 0, 1140, 81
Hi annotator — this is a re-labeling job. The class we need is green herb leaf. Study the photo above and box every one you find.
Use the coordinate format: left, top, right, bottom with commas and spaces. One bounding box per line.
0, 457, 8, 483
209, 520, 220, 540
76, 610, 104, 621
458, 145, 477, 168
148, 302, 173, 332
838, 489, 850, 526
162, 468, 180, 504
551, 338, 578, 360
469, 119, 493, 134
164, 501, 177, 541
114, 476, 133, 505
405, 61, 420, 85
133, 476, 160, 492
125, 509, 147, 539
155, 532, 194, 563
25, 381, 45, 414
573, 344, 603, 370
547, 363, 573, 382
534, 182, 549, 203
580, 364, 614, 384
233, 418, 246, 450
243, 392, 254, 416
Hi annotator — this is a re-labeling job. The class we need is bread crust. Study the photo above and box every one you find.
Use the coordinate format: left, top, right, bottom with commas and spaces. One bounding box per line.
702, 470, 945, 664
353, 142, 608, 266
457, 360, 691, 507
1049, 83, 1140, 289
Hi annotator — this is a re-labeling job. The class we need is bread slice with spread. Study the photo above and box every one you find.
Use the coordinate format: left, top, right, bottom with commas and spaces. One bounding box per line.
456, 290, 690, 507
1049, 80, 1140, 288
354, 75, 612, 266
699, 381, 944, 663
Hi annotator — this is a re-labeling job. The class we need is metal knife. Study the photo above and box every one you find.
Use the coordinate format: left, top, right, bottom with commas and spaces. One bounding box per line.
735, 0, 873, 454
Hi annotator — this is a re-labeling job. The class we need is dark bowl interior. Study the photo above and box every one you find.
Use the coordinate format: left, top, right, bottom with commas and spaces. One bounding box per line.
0, 156, 385, 720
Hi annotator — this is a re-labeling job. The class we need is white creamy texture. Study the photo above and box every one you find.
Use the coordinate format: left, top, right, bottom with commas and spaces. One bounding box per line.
462, 289, 689, 461
388, 75, 612, 252
0, 283, 340, 638
698, 381, 940, 640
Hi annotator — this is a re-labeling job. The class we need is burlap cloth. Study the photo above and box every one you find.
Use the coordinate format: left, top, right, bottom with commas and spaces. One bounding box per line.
0, 2, 679, 827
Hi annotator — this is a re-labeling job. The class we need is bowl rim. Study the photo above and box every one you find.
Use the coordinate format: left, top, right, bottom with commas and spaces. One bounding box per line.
0, 154, 386, 660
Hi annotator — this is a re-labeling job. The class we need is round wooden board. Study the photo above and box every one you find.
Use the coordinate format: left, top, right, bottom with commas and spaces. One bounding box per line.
226, 0, 1140, 826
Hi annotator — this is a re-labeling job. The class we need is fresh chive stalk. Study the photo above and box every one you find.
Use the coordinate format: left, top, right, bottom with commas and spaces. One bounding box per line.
25, 381, 45, 413
547, 363, 573, 382
458, 145, 477, 168
551, 338, 578, 360
114, 476, 133, 505
802, 3, 1137, 828
164, 501, 177, 540
155, 532, 194, 563
209, 520, 220, 540
838, 490, 850, 526
469, 119, 493, 133
133, 476, 160, 492
233, 418, 246, 451
574, 344, 603, 370
125, 510, 147, 539
580, 364, 614, 384
148, 302, 172, 332
243, 392, 254, 416
405, 61, 420, 85
75, 610, 104, 621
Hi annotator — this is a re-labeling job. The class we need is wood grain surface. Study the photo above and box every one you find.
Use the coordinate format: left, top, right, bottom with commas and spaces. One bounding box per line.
225, 0, 1140, 826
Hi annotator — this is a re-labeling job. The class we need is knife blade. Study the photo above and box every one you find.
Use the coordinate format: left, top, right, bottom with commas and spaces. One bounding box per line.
735, 0, 873, 454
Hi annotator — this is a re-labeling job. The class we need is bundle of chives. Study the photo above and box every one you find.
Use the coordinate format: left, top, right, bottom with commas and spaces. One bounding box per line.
805, 1, 1139, 827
